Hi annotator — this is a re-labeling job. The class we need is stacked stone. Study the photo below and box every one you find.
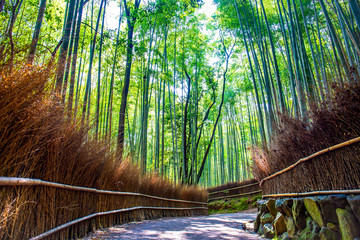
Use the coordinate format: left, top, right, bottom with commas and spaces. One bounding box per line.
254, 195, 360, 239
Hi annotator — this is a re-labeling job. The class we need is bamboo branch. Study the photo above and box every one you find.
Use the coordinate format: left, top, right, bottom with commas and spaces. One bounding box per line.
260, 136, 360, 186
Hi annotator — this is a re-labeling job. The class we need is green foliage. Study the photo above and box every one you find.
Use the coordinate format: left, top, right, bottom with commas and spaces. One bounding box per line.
208, 195, 261, 214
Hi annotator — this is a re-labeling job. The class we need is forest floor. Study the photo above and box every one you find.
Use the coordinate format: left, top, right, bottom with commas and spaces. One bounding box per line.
80, 211, 265, 239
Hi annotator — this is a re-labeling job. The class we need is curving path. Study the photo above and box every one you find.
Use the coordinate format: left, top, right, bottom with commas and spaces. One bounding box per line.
81, 212, 265, 240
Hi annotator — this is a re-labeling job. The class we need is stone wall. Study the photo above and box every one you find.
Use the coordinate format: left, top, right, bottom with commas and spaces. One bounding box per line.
255, 195, 360, 239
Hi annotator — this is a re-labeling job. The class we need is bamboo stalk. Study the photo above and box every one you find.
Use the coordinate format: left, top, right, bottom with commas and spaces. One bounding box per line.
208, 182, 259, 195
0, 177, 207, 205
263, 189, 360, 199
260, 136, 360, 186
30, 206, 208, 240
208, 190, 262, 202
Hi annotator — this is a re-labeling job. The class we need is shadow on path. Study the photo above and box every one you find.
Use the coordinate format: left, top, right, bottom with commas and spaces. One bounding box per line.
82, 212, 265, 239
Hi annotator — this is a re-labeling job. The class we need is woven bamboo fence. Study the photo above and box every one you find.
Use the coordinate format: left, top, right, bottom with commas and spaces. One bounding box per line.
0, 177, 207, 240
258, 137, 360, 195
208, 179, 261, 202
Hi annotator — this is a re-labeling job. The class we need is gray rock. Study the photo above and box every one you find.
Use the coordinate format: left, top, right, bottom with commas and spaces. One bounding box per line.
298, 217, 320, 240
274, 212, 287, 236
276, 199, 293, 217
266, 199, 277, 217
299, 232, 320, 240
258, 200, 269, 213
258, 224, 264, 235
326, 222, 337, 232
238, 223, 246, 230
317, 197, 338, 225
293, 199, 307, 230
286, 217, 297, 238
317, 195, 346, 225
260, 212, 274, 225
347, 196, 360, 222
319, 227, 339, 240
254, 212, 261, 232
263, 223, 275, 239
304, 198, 325, 228
280, 232, 291, 240
318, 195, 347, 208
336, 208, 360, 240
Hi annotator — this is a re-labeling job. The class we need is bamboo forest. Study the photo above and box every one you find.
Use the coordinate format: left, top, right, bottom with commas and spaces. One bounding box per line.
1, 0, 360, 188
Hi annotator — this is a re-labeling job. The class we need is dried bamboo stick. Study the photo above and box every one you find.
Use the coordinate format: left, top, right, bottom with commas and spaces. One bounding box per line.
0, 177, 207, 205
260, 136, 360, 186
208, 182, 259, 195
262, 189, 360, 198
30, 206, 208, 240
208, 190, 262, 202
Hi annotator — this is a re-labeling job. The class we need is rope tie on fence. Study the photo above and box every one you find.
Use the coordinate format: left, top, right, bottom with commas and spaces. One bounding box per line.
259, 136, 360, 187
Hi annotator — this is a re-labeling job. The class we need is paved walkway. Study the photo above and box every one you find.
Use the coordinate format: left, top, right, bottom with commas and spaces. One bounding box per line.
81, 212, 265, 240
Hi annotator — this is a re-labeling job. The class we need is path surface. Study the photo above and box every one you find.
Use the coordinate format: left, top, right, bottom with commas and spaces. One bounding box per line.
81, 212, 265, 240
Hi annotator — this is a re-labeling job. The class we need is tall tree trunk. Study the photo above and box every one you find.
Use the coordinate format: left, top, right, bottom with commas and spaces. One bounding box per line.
287, 0, 307, 118
140, 18, 156, 173
196, 38, 234, 184
81, 0, 105, 125
0, 0, 24, 63
161, 24, 168, 176
61, 0, 80, 103
318, 0, 352, 80
349, 0, 360, 31
233, 0, 266, 144
55, 0, 77, 92
95, 1, 106, 139
27, 0, 47, 63
117, 0, 141, 158
260, 0, 287, 113
312, 0, 329, 96
182, 70, 191, 183
105, 4, 123, 142
67, 0, 88, 114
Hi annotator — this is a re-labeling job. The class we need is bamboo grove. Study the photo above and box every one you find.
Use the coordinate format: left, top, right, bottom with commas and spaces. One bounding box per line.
1, 0, 359, 187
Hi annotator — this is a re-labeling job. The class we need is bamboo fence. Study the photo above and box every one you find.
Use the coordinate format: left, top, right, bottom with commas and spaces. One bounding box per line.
260, 136, 360, 186
208, 181, 261, 202
209, 190, 262, 202
208, 182, 259, 195
0, 177, 207, 239
0, 177, 207, 205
